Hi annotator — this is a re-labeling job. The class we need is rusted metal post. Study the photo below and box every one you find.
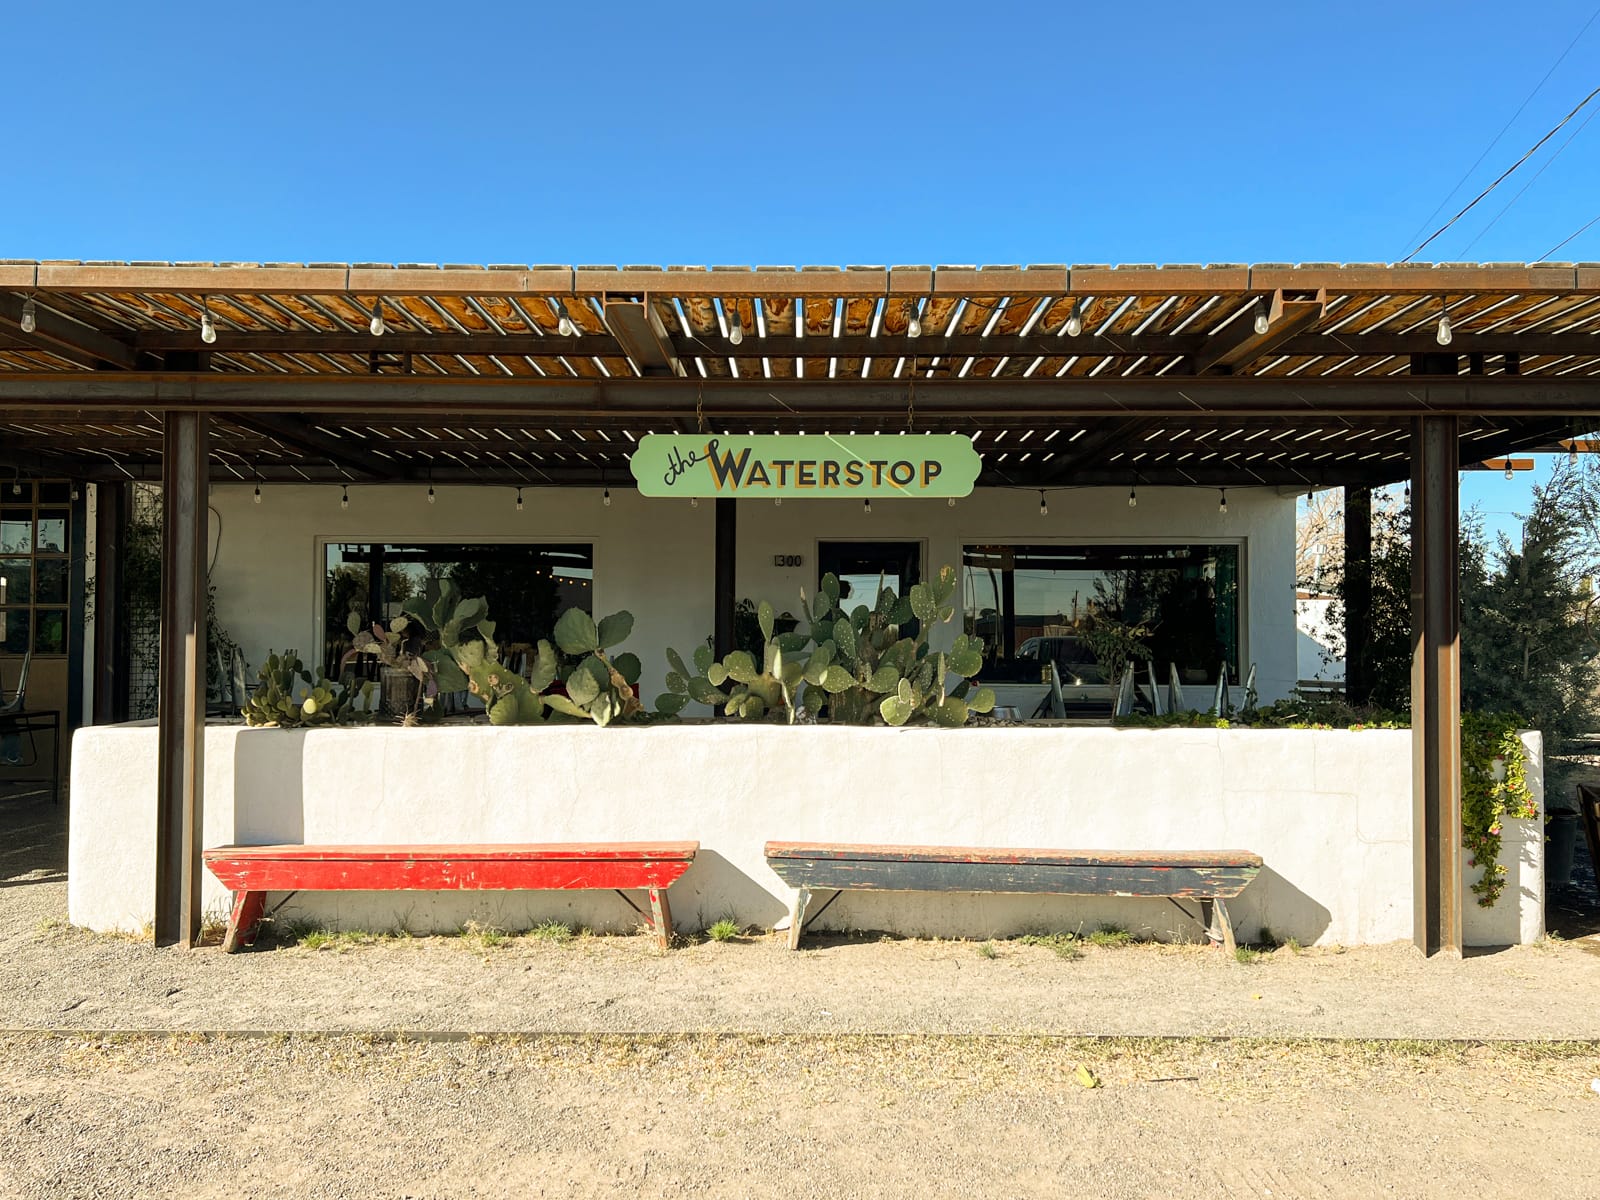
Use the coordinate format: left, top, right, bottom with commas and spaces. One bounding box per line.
714, 498, 736, 659
1410, 415, 1461, 956
1343, 486, 1372, 706
155, 414, 209, 948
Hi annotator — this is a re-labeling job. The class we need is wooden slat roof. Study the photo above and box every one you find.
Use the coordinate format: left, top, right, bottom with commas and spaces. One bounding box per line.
1, 260, 1596, 488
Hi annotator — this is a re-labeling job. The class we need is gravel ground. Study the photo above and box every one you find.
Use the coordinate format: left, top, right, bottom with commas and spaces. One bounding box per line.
7, 785, 1600, 1198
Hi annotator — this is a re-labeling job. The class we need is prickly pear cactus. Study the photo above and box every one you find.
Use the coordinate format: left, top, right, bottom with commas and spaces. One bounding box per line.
242, 650, 377, 727
659, 566, 995, 726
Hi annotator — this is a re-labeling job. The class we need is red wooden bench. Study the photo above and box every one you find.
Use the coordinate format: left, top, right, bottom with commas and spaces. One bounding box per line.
764, 841, 1262, 952
203, 841, 699, 953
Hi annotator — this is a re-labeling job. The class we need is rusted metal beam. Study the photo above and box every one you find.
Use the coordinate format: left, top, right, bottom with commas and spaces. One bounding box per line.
602, 300, 683, 376
1410, 414, 1462, 957
1189, 291, 1327, 375
155, 413, 209, 949
229, 414, 396, 479
4, 373, 1600, 418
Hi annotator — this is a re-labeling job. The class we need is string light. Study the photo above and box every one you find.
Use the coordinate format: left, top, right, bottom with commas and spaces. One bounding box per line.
340, 484, 349, 510
19, 297, 37, 334
555, 300, 577, 337
1064, 301, 1083, 338
947, 496, 955, 507
690, 496, 699, 508
1218, 488, 1228, 514
602, 487, 612, 507
774, 497, 782, 507
200, 297, 217, 345
427, 484, 436, 504
1570, 442, 1580, 466
905, 299, 922, 339
1253, 299, 1270, 336
728, 308, 744, 346
1436, 299, 1453, 346
1038, 490, 1049, 517
369, 299, 386, 337
863, 497, 872, 515
253, 481, 261, 505
1504, 462, 1514, 480
1127, 485, 1138, 508
515, 487, 524, 511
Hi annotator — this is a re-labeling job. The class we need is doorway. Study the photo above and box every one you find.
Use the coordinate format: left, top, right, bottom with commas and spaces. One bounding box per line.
816, 541, 923, 610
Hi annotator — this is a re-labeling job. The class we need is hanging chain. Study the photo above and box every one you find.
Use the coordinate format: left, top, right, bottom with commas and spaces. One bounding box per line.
696, 379, 706, 433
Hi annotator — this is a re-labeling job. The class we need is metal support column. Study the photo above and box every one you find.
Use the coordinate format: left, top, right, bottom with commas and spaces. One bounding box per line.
714, 499, 736, 659
1343, 486, 1372, 706
1410, 415, 1461, 956
155, 415, 209, 948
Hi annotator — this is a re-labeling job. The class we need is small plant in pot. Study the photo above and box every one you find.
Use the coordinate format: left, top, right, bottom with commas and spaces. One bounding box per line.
341, 612, 438, 723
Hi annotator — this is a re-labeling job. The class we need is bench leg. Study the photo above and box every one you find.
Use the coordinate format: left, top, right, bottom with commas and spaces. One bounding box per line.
1212, 896, 1237, 956
648, 887, 673, 952
222, 890, 265, 953
786, 887, 811, 951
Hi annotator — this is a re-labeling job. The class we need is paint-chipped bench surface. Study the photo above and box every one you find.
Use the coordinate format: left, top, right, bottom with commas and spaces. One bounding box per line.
203, 842, 699, 953
764, 842, 1262, 952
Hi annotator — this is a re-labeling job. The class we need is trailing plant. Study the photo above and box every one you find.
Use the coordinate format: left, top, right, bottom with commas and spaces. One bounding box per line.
1461, 712, 1536, 909
241, 650, 376, 727
658, 565, 996, 726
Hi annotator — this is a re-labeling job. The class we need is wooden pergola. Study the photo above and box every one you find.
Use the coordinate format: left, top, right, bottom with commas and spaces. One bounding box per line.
3, 258, 1598, 955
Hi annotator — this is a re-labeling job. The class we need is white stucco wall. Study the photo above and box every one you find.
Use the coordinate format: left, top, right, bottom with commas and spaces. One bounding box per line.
66, 723, 1545, 948
205, 482, 1300, 709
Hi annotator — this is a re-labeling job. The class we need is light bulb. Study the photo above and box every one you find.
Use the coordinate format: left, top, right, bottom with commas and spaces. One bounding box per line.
1570, 444, 1580, 466
1253, 302, 1270, 336
1064, 306, 1083, 337
515, 487, 524, 511
947, 496, 955, 507
1218, 489, 1228, 514
19, 297, 37, 334
728, 311, 744, 346
253, 482, 261, 505
906, 300, 922, 338
1505, 464, 1514, 480
863, 497, 872, 515
200, 307, 217, 344
1436, 313, 1452, 346
370, 302, 385, 337
1039, 491, 1049, 517
556, 301, 577, 337
689, 496, 699, 508
340, 485, 349, 510
427, 484, 436, 504
1128, 487, 1138, 508
602, 488, 612, 507
774, 496, 782, 507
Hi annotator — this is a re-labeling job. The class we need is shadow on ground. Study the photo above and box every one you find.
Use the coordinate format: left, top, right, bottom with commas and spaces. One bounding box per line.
0, 784, 66, 891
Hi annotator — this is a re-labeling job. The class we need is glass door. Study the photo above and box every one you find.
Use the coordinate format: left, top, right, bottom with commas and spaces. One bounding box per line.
816, 541, 922, 614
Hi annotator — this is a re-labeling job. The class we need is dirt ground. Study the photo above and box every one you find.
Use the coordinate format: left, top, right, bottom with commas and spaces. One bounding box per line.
5, 785, 1600, 1198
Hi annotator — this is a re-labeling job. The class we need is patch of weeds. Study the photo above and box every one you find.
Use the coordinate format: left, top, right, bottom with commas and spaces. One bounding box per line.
34, 916, 70, 938
1278, 937, 1303, 955
291, 926, 387, 952
706, 918, 740, 943
975, 940, 999, 960
1087, 924, 1134, 949
1234, 944, 1264, 964
1015, 932, 1084, 961
529, 919, 575, 944
461, 921, 509, 950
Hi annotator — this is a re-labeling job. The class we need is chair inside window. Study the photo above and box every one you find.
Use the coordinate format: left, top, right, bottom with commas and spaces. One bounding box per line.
0, 651, 35, 766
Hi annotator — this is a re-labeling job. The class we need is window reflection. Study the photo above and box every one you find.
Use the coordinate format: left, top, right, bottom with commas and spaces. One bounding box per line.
963, 543, 1241, 686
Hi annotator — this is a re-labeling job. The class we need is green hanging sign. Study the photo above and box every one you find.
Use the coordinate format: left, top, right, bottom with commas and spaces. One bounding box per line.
629, 433, 982, 499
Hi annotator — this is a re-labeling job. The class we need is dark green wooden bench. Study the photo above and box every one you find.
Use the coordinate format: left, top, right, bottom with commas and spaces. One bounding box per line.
764, 841, 1263, 952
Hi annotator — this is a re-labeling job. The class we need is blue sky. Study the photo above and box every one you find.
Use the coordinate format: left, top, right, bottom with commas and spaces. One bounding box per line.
5, 2, 1597, 536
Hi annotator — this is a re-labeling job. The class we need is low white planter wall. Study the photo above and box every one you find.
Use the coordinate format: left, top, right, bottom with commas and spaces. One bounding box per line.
67, 724, 1544, 947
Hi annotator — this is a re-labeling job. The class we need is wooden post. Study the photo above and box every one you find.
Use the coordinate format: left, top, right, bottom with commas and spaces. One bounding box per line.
1343, 485, 1372, 706
92, 482, 128, 725
1410, 415, 1461, 957
714, 498, 736, 659
155, 414, 209, 948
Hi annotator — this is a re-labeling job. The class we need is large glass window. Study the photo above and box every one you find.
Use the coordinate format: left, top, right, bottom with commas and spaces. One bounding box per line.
0, 481, 72, 656
962, 543, 1241, 685
323, 543, 593, 677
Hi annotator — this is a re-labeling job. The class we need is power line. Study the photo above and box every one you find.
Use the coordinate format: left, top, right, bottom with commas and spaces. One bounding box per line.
1540, 211, 1600, 259
1458, 103, 1600, 255
1400, 3, 1600, 253
1402, 83, 1600, 262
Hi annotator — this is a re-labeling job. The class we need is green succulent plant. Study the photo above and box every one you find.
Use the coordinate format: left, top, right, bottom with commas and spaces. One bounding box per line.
242, 650, 377, 728
659, 565, 995, 726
